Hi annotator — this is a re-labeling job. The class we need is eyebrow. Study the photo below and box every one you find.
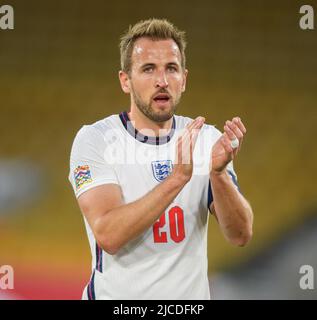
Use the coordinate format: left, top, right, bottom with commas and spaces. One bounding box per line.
166, 62, 179, 68
141, 63, 156, 69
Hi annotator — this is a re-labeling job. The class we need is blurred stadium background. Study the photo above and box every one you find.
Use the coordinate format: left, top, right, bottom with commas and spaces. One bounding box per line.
0, 0, 316, 299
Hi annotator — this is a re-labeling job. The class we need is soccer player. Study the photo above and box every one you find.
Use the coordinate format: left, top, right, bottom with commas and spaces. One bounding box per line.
69, 18, 253, 300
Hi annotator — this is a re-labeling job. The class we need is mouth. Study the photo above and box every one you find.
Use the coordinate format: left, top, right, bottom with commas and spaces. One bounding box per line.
153, 93, 171, 106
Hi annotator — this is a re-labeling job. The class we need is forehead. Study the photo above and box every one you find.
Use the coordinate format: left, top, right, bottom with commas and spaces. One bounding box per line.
131, 38, 181, 66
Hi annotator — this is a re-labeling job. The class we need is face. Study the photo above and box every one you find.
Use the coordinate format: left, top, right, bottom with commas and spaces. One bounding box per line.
119, 38, 188, 122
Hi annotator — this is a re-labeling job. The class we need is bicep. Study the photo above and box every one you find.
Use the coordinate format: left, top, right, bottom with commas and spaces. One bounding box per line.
77, 183, 124, 230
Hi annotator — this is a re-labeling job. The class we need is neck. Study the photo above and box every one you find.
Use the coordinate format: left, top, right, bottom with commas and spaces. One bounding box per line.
128, 105, 173, 137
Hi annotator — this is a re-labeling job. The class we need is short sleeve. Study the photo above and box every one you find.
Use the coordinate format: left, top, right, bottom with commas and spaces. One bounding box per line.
68, 125, 119, 198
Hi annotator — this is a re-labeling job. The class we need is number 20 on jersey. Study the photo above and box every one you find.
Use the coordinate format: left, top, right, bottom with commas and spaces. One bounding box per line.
153, 206, 185, 243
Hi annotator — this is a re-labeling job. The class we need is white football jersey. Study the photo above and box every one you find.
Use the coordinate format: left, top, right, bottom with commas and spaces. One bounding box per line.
69, 112, 238, 300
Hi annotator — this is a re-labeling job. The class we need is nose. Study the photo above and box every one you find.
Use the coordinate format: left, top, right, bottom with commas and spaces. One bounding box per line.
155, 71, 168, 89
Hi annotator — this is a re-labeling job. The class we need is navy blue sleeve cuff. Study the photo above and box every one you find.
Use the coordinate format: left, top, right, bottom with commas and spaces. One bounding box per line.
207, 170, 242, 211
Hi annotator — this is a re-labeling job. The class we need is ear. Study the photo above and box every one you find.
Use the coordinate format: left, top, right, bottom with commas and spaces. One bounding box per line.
181, 69, 188, 93
119, 70, 131, 94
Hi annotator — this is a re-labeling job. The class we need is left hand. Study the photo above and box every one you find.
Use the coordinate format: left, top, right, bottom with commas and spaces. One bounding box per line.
210, 117, 246, 174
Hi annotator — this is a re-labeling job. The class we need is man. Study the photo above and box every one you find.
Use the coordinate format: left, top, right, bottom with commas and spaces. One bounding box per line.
69, 18, 253, 300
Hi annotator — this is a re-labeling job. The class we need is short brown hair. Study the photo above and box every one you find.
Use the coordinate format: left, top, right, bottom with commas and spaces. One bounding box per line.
119, 18, 187, 75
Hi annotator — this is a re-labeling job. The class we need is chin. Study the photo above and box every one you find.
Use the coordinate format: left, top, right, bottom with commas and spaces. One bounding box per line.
150, 109, 174, 122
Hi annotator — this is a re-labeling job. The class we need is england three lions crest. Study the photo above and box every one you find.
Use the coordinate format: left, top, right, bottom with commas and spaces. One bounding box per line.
151, 160, 173, 182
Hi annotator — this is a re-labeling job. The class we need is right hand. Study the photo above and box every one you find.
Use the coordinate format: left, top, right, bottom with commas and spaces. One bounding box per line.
172, 116, 205, 183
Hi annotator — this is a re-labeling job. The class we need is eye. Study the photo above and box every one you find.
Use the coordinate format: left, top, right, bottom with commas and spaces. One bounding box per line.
143, 66, 154, 73
167, 66, 178, 72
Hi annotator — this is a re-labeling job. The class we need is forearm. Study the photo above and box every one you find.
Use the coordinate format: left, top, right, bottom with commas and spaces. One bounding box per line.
94, 174, 188, 254
210, 170, 253, 246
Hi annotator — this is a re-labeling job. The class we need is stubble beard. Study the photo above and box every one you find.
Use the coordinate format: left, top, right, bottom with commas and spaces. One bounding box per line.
131, 85, 181, 123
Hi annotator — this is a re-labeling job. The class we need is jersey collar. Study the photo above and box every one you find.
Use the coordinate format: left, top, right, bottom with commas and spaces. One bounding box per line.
119, 111, 176, 145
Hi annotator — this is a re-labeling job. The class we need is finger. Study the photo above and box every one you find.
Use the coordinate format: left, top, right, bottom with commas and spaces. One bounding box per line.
190, 118, 205, 144
191, 126, 203, 148
179, 117, 205, 165
230, 118, 244, 152
224, 130, 240, 156
190, 117, 205, 153
183, 117, 204, 152
185, 116, 205, 132
232, 117, 246, 134
189, 126, 203, 162
222, 132, 234, 154
179, 132, 191, 165
183, 133, 191, 158
224, 123, 237, 141
175, 136, 181, 165
181, 122, 195, 145
177, 135, 191, 165
225, 120, 243, 140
